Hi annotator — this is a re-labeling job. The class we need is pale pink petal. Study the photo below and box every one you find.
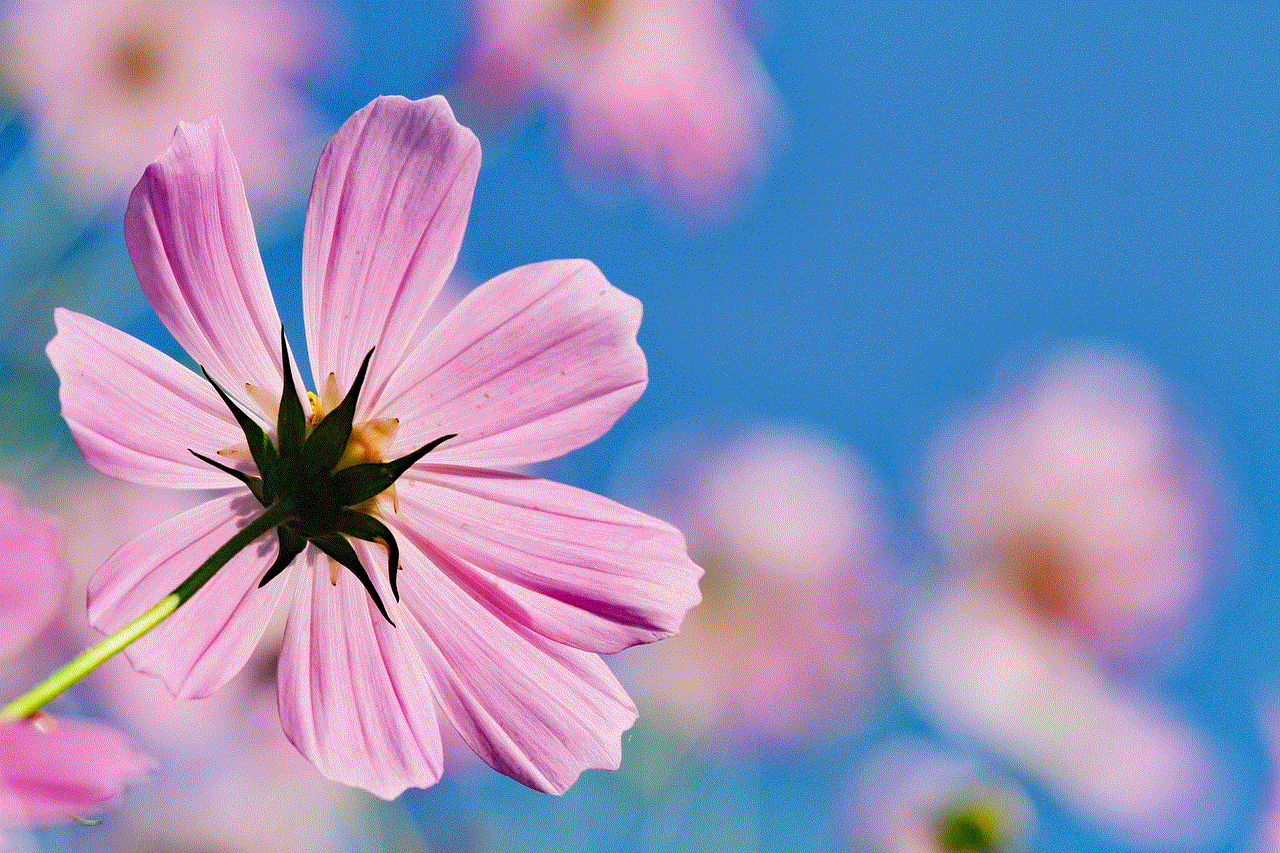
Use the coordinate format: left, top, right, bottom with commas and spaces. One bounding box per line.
276, 546, 443, 800
87, 492, 287, 699
124, 116, 288, 413
903, 582, 1224, 845
303, 95, 480, 407
1255, 703, 1280, 852
393, 467, 700, 654
0, 717, 150, 827
395, 532, 637, 794
0, 487, 63, 660
375, 259, 646, 468
47, 308, 245, 490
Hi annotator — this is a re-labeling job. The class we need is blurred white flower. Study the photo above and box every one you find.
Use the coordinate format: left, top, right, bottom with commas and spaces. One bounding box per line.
851, 742, 1032, 853
904, 352, 1225, 845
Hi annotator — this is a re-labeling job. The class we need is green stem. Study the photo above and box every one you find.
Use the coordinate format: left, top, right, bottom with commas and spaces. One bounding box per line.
2, 501, 292, 721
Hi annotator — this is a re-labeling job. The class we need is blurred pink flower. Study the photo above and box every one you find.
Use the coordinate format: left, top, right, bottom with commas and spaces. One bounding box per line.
904, 353, 1224, 845
1, 0, 321, 207
925, 352, 1215, 662
851, 742, 1032, 853
47, 95, 702, 799
0, 487, 63, 666
0, 484, 149, 844
465, 0, 779, 211
623, 428, 885, 748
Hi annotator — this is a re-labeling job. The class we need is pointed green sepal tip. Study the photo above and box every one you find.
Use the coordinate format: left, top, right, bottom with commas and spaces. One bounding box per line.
189, 449, 267, 505
301, 346, 376, 475
337, 509, 402, 601
313, 534, 395, 626
332, 433, 457, 508
199, 365, 277, 485
275, 328, 307, 458
260, 527, 307, 589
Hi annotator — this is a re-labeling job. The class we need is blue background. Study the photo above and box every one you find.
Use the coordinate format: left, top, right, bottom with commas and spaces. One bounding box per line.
4, 2, 1277, 851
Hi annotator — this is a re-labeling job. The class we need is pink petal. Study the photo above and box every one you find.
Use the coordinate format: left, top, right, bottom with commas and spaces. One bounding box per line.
0, 487, 64, 659
87, 492, 286, 699
375, 259, 647, 468
47, 309, 245, 490
302, 95, 480, 409
276, 546, 443, 800
395, 532, 638, 794
0, 717, 150, 827
124, 117, 288, 415
393, 468, 700, 654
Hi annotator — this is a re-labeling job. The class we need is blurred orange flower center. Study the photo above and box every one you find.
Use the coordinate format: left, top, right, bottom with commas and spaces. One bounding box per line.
570, 0, 616, 30
994, 530, 1081, 623
110, 30, 165, 92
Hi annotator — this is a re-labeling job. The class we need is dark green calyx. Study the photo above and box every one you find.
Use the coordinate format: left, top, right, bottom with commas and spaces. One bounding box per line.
934, 795, 1007, 853
191, 332, 455, 624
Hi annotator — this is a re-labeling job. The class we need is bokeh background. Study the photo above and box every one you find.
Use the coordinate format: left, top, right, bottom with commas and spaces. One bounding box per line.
0, 1, 1277, 851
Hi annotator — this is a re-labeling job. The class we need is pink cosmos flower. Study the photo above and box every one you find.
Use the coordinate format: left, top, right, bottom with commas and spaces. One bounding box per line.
622, 428, 884, 748
850, 743, 1033, 853
903, 353, 1224, 844
465, 0, 779, 210
0, 485, 149, 844
1, 0, 321, 207
46, 94, 702, 799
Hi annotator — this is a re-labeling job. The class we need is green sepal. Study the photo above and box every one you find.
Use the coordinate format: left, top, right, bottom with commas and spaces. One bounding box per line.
301, 347, 375, 475
336, 509, 402, 601
275, 329, 307, 459
332, 433, 456, 507
260, 526, 307, 589
200, 366, 278, 494
312, 533, 394, 626
188, 449, 267, 504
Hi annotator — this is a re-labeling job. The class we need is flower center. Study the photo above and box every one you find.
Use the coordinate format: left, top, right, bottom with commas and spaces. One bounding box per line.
193, 333, 454, 624
992, 528, 1080, 624
110, 30, 166, 93
569, 0, 616, 30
